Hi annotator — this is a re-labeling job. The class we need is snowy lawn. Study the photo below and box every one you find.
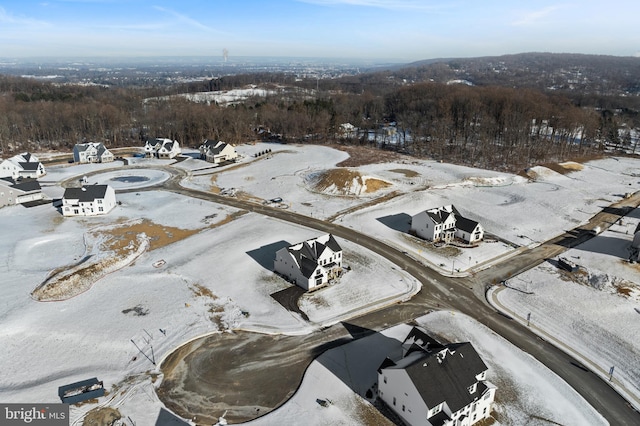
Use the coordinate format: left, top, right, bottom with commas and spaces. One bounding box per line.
243, 311, 607, 426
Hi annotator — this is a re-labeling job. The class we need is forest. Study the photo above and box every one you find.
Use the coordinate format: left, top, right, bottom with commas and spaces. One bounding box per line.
0, 54, 638, 172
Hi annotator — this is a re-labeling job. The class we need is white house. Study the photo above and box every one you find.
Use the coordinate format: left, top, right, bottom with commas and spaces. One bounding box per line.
0, 177, 44, 208
377, 327, 496, 426
0, 152, 46, 179
73, 142, 114, 163
62, 184, 116, 217
411, 205, 484, 244
199, 139, 238, 164
274, 234, 343, 291
144, 138, 181, 159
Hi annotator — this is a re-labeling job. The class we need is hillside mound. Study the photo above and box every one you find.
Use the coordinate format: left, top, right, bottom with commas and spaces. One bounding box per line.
307, 168, 391, 196
524, 166, 566, 181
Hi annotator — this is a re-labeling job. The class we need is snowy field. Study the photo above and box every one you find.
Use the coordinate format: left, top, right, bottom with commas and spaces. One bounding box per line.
1, 144, 639, 424
493, 215, 640, 409
242, 311, 606, 426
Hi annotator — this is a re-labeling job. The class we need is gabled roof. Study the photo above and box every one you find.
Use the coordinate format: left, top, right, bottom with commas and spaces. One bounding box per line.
398, 342, 488, 413
160, 140, 176, 151
63, 185, 111, 202
379, 329, 489, 414
1, 177, 41, 192
455, 215, 480, 233
18, 162, 41, 171
208, 142, 230, 155
286, 234, 342, 278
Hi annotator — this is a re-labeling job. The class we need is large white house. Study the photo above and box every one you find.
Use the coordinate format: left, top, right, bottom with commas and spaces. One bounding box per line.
199, 139, 238, 164
378, 327, 496, 426
274, 234, 343, 291
73, 142, 114, 163
144, 138, 181, 159
0, 152, 46, 179
411, 205, 484, 244
61, 184, 116, 217
0, 177, 44, 208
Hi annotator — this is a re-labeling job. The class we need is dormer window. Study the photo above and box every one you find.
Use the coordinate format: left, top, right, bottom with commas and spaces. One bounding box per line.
468, 383, 477, 394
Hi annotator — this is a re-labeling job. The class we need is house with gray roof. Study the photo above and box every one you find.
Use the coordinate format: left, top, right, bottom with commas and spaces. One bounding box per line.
411, 205, 483, 244
0, 177, 44, 208
62, 184, 116, 217
144, 138, 181, 159
73, 142, 114, 163
199, 139, 238, 164
0, 152, 46, 179
274, 234, 343, 291
377, 326, 496, 426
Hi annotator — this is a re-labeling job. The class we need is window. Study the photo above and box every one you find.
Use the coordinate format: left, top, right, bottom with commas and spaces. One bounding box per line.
98, 207, 103, 212
402, 405, 405, 412
393, 397, 396, 406
468, 383, 477, 394
97, 199, 102, 204
383, 376, 387, 384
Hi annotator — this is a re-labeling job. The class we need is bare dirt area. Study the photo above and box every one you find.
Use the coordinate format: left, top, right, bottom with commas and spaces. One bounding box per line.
83, 407, 121, 426
308, 168, 390, 196
158, 331, 333, 425
31, 219, 215, 301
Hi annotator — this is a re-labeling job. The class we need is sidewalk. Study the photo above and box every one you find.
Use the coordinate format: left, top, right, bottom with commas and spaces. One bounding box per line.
487, 284, 640, 413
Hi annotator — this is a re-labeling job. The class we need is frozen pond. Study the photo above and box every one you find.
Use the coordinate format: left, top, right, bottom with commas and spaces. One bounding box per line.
90, 169, 170, 189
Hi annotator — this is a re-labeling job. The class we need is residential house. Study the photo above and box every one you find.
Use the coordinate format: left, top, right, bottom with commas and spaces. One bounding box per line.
377, 326, 496, 426
274, 234, 343, 291
0, 177, 44, 208
411, 205, 484, 244
0, 152, 46, 179
144, 138, 181, 159
144, 138, 163, 157
199, 139, 238, 164
61, 184, 116, 217
73, 142, 114, 163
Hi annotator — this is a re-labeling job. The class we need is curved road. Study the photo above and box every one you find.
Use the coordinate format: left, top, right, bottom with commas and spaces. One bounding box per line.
86, 164, 640, 424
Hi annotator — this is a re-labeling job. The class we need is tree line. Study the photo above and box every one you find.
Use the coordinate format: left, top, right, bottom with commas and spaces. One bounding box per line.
0, 71, 634, 172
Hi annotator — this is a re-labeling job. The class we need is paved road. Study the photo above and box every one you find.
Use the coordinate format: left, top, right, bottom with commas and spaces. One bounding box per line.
94, 164, 640, 424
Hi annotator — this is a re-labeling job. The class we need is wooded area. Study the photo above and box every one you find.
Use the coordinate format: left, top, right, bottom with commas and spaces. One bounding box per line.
0, 60, 636, 172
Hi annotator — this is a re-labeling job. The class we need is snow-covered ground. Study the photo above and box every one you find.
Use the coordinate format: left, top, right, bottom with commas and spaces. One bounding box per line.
1, 144, 639, 424
493, 216, 640, 409
240, 311, 607, 426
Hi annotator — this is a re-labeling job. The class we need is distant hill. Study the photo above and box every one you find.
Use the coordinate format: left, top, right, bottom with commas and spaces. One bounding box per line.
390, 52, 640, 97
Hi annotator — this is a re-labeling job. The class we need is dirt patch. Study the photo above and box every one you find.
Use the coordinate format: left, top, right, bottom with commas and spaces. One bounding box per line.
308, 168, 390, 195
105, 218, 200, 252
190, 283, 218, 299
389, 168, 420, 178
83, 407, 121, 426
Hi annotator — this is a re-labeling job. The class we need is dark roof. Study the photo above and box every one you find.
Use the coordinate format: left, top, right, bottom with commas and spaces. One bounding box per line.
287, 234, 341, 278
63, 185, 110, 202
402, 326, 444, 357
382, 341, 488, 413
22, 152, 33, 162
455, 215, 480, 233
19, 161, 41, 171
202, 139, 220, 148
9, 177, 41, 192
161, 140, 175, 150
427, 209, 454, 225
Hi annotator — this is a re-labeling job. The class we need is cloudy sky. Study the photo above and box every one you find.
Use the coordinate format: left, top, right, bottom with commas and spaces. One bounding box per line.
0, 0, 638, 61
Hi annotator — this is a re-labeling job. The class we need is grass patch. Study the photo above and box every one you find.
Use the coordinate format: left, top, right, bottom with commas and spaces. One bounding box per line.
309, 168, 390, 195
389, 168, 420, 178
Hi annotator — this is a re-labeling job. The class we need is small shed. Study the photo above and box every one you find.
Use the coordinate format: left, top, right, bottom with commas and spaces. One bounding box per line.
58, 377, 105, 404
